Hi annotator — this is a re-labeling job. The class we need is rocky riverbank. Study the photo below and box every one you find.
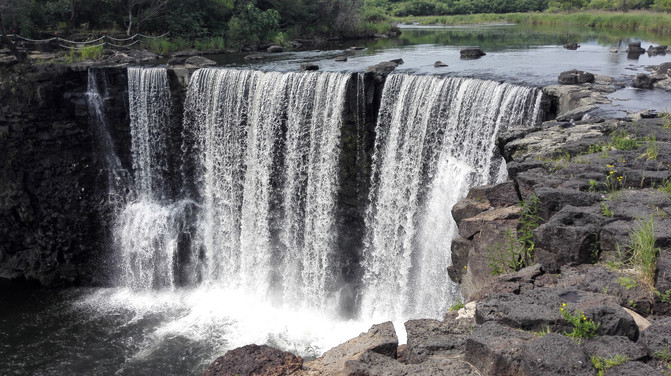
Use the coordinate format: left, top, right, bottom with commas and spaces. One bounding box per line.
202, 67, 671, 375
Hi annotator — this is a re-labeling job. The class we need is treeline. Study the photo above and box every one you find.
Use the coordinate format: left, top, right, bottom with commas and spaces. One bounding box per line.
0, 0, 368, 43
363, 0, 670, 18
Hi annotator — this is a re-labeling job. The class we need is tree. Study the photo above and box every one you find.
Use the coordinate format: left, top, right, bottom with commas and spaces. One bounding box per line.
0, 0, 26, 62
119, 0, 168, 35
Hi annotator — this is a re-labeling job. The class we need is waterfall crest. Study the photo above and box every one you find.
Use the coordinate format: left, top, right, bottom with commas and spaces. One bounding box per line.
360, 74, 541, 320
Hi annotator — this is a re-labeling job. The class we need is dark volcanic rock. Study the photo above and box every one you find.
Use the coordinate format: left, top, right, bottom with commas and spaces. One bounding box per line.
300, 63, 319, 71
533, 205, 601, 272
648, 45, 668, 56
389, 58, 404, 65
476, 288, 639, 339
520, 333, 593, 376
638, 317, 671, 358
434, 61, 448, 67
627, 41, 646, 54
583, 335, 647, 361
404, 313, 474, 364
460, 48, 486, 59
604, 361, 662, 376
558, 69, 595, 85
633, 73, 654, 89
465, 321, 536, 375
202, 344, 303, 376
563, 43, 580, 50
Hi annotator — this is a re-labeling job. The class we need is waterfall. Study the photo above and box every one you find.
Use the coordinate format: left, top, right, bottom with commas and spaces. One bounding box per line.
110, 66, 542, 322
86, 68, 131, 207
360, 74, 541, 320
115, 67, 201, 290
183, 68, 351, 309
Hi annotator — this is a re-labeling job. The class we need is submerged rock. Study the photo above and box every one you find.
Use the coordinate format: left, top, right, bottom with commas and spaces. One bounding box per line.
460, 48, 486, 59
563, 43, 580, 50
300, 63, 319, 71
434, 61, 448, 67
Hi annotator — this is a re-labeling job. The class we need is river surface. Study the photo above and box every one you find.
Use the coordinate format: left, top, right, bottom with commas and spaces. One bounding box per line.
1, 24, 670, 376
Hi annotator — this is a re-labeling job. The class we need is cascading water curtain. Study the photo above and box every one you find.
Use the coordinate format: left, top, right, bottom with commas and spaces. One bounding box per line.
183, 68, 351, 310
361, 74, 542, 320
115, 67, 184, 290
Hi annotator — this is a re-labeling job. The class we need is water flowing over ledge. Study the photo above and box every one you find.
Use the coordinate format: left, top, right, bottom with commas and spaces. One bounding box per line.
80, 67, 542, 374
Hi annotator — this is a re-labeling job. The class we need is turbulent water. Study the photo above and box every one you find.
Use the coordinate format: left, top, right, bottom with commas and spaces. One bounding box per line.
7, 67, 541, 375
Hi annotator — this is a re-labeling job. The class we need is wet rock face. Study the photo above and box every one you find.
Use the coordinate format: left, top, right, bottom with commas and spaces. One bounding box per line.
202, 344, 303, 376
0, 64, 114, 286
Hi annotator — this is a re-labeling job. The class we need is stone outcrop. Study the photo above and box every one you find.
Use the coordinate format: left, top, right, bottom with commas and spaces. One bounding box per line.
0, 63, 117, 285
202, 344, 303, 376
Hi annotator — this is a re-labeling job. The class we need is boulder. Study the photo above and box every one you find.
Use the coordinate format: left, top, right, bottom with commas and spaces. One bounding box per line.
185, 55, 216, 68
465, 321, 536, 375
604, 361, 662, 376
335, 56, 348, 62
267, 45, 283, 53
366, 61, 398, 77
633, 73, 654, 89
520, 333, 593, 376
202, 344, 303, 376
638, 317, 671, 358
582, 335, 647, 361
460, 48, 486, 59
466, 181, 521, 208
476, 288, 639, 340
558, 69, 595, 85
389, 58, 404, 65
404, 313, 475, 364
563, 43, 580, 50
300, 63, 319, 71
627, 41, 646, 54
654, 62, 671, 76
434, 61, 448, 67
533, 205, 602, 272
340, 351, 478, 376
305, 322, 398, 375
648, 45, 668, 56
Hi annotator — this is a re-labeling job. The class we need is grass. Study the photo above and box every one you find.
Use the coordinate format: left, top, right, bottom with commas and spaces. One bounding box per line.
609, 130, 639, 151
629, 216, 659, 287
393, 11, 671, 37
530, 325, 551, 337
591, 354, 630, 376
641, 132, 659, 160
80, 45, 104, 60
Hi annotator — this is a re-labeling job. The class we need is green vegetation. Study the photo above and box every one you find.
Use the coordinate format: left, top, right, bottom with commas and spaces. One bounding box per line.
80, 44, 104, 60
591, 354, 629, 376
641, 132, 660, 160
448, 299, 465, 311
530, 325, 552, 337
560, 302, 600, 342
617, 275, 638, 290
600, 202, 614, 217
609, 130, 639, 151
628, 216, 659, 287
488, 194, 542, 275
2, 0, 379, 52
